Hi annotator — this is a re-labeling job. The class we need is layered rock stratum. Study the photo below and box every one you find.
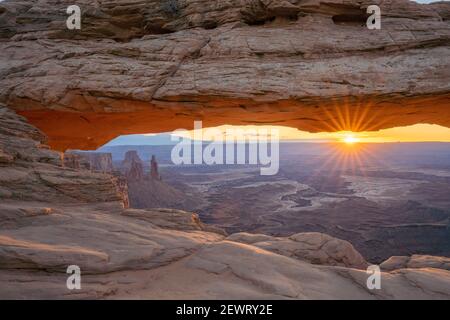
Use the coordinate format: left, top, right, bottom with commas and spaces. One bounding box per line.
0, 105, 127, 204
65, 150, 114, 173
1, 106, 450, 299
0, 0, 449, 150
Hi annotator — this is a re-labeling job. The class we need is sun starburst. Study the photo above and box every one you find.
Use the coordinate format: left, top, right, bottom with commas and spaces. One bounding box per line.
342, 134, 359, 145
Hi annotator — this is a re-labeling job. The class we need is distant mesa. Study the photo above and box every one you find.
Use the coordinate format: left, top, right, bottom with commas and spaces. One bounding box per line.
64, 150, 113, 173
64, 148, 184, 210
121, 150, 145, 181
115, 150, 199, 210
120, 150, 162, 182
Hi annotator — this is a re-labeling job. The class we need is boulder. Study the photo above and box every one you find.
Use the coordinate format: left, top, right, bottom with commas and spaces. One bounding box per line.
227, 232, 368, 269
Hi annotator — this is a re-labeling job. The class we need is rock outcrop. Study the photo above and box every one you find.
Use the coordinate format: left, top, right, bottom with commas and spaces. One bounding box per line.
65, 151, 114, 173
150, 155, 161, 181
62, 152, 90, 171
0, 0, 448, 150
0, 104, 127, 204
381, 254, 450, 272
121, 150, 145, 181
117, 151, 199, 210
227, 232, 368, 269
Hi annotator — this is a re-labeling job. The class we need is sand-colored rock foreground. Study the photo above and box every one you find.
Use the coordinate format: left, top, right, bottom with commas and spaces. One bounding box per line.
1, 201, 450, 300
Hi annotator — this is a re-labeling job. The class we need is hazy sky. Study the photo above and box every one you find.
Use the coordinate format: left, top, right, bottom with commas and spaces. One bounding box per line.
105, 124, 450, 146
174, 124, 450, 143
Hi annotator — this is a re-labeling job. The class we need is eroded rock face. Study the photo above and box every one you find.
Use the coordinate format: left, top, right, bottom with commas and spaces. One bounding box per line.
150, 155, 161, 181
62, 152, 90, 171
227, 232, 368, 269
65, 151, 114, 173
121, 150, 144, 181
0, 0, 449, 150
0, 104, 127, 204
381, 254, 450, 271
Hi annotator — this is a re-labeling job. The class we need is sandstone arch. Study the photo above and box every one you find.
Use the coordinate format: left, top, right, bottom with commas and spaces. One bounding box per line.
0, 0, 449, 150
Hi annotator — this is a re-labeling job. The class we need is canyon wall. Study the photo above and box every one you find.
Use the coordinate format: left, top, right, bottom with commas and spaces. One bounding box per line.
66, 151, 114, 173
0, 104, 127, 204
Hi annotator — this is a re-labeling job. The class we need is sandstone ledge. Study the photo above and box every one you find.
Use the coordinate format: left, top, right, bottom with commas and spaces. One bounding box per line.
381, 255, 450, 272
1, 199, 450, 299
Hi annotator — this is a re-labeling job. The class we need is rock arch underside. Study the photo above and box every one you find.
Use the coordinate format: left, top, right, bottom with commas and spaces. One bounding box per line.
1, 0, 450, 300
0, 0, 449, 150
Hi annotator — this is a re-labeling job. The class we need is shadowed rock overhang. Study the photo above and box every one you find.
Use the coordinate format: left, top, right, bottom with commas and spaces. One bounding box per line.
0, 0, 449, 150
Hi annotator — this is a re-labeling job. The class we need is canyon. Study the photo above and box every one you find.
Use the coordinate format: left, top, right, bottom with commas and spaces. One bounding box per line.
0, 0, 449, 299
102, 141, 450, 263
